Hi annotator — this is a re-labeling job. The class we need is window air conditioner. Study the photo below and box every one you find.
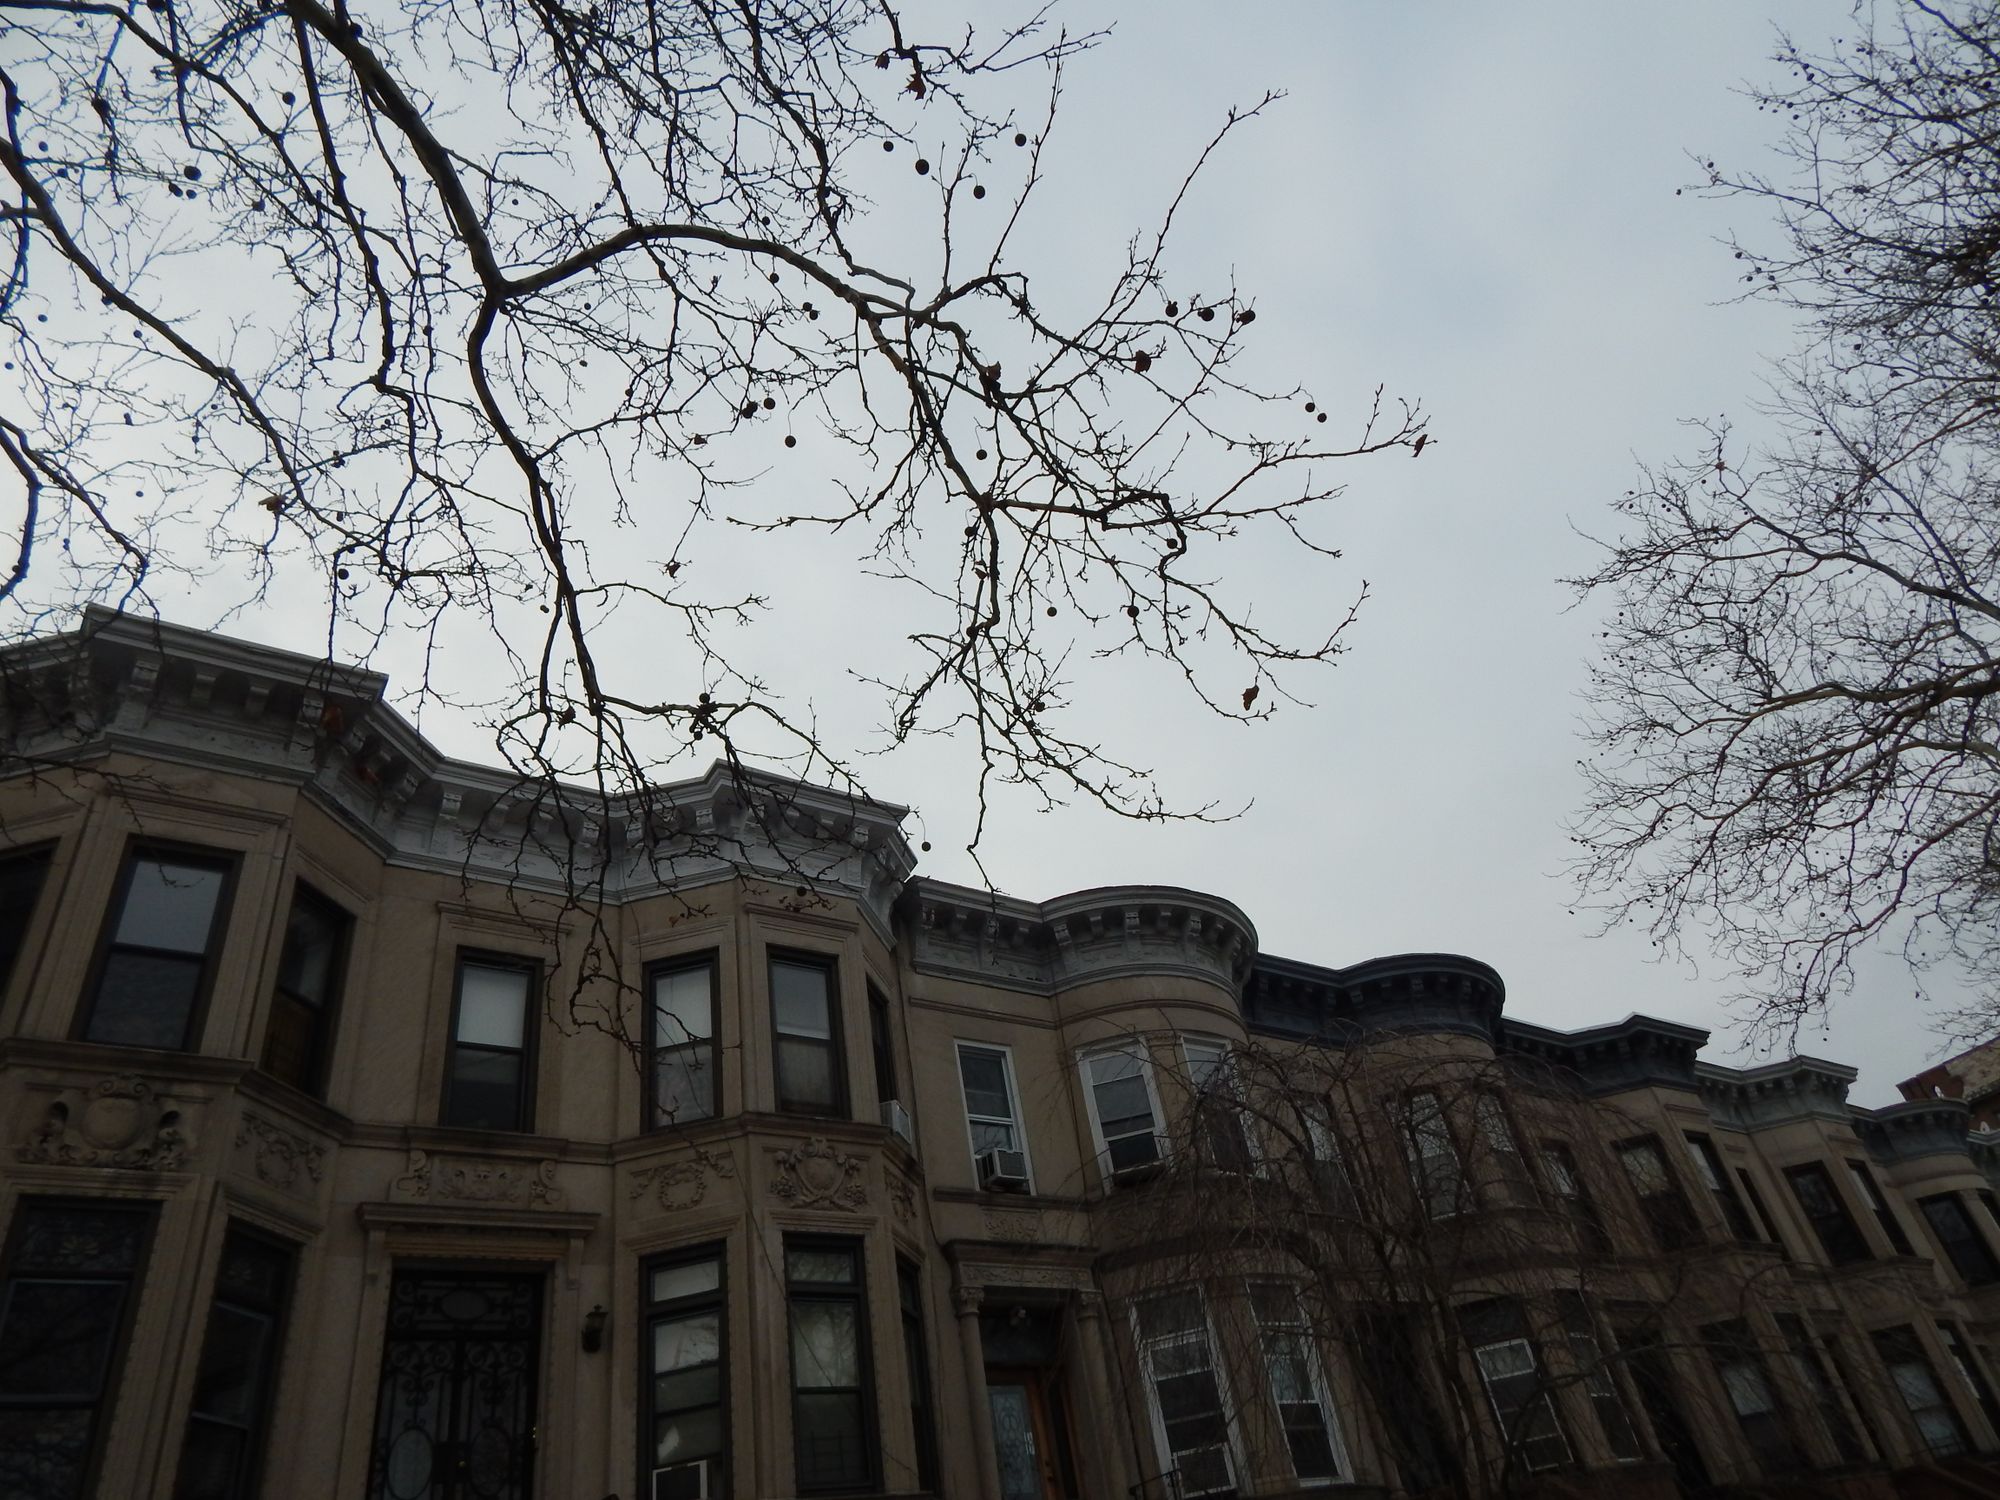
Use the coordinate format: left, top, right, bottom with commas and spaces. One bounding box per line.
879, 1098, 915, 1145
977, 1148, 1030, 1192
653, 1458, 711, 1500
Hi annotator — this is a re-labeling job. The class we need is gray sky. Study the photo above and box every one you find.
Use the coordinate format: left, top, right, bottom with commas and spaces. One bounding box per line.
91, 2, 1967, 1101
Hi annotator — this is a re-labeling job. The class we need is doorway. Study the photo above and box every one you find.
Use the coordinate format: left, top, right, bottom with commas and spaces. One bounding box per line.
988, 1367, 1077, 1500
367, 1270, 543, 1500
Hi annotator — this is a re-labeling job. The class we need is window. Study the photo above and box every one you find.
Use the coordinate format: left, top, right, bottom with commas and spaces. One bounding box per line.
867, 982, 896, 1107
1873, 1325, 1969, 1458
0, 844, 53, 1000
1555, 1293, 1640, 1461
1615, 1136, 1699, 1251
80, 846, 235, 1049
1737, 1168, 1791, 1259
1540, 1140, 1610, 1254
1183, 1039, 1254, 1173
896, 1260, 939, 1494
1404, 1090, 1468, 1218
1251, 1285, 1344, 1481
442, 953, 537, 1131
1774, 1312, 1865, 1465
1936, 1322, 2000, 1444
771, 954, 845, 1117
1294, 1096, 1355, 1215
0, 1198, 156, 1500
1784, 1163, 1871, 1266
1461, 1300, 1570, 1472
1702, 1319, 1799, 1475
1613, 1319, 1711, 1492
785, 1240, 876, 1492
645, 1245, 727, 1500
1848, 1160, 1914, 1255
1081, 1044, 1163, 1179
260, 885, 349, 1096
1132, 1290, 1236, 1497
1921, 1193, 2000, 1286
1472, 1094, 1533, 1203
176, 1228, 294, 1500
1684, 1133, 1755, 1240
648, 954, 719, 1125
956, 1044, 1028, 1183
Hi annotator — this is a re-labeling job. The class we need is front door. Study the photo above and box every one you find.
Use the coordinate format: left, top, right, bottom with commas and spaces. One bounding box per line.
988, 1368, 1074, 1500
367, 1271, 542, 1500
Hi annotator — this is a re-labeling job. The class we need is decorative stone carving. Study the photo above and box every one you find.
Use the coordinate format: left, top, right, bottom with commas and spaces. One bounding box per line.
18, 1077, 189, 1170
889, 1175, 917, 1223
390, 1150, 564, 1208
630, 1151, 736, 1212
234, 1114, 324, 1191
958, 1261, 1094, 1291
982, 1208, 1041, 1242
768, 1137, 868, 1212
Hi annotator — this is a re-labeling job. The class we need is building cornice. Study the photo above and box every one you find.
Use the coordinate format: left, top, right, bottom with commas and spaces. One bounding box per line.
1694, 1056, 1858, 1127
1246, 951, 1507, 1045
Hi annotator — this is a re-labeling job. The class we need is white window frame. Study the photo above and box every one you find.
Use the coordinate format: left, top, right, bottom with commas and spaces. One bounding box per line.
1129, 1287, 1242, 1498
1471, 1335, 1573, 1473
954, 1040, 1033, 1190
1079, 1040, 1167, 1184
1182, 1036, 1257, 1173
1249, 1283, 1349, 1484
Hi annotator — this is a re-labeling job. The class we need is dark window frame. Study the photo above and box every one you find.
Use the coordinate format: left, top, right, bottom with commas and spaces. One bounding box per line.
1784, 1162, 1872, 1266
1874, 1324, 1971, 1458
1737, 1168, 1791, 1259
1847, 1159, 1915, 1255
0, 841, 56, 1005
1614, 1134, 1701, 1252
1701, 1318, 1801, 1476
895, 1258, 939, 1493
1773, 1311, 1866, 1466
1460, 1298, 1571, 1473
1539, 1139, 1611, 1255
867, 981, 897, 1109
1684, 1133, 1756, 1241
783, 1235, 879, 1494
0, 1196, 159, 1500
645, 951, 722, 1129
76, 841, 239, 1052
176, 1223, 296, 1500
440, 949, 541, 1132
769, 950, 848, 1119
259, 881, 351, 1099
641, 1240, 728, 1500
1920, 1192, 2000, 1287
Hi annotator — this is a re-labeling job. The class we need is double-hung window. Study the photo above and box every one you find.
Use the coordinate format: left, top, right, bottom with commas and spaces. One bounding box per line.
1540, 1140, 1611, 1254
261, 885, 349, 1096
1554, 1294, 1640, 1461
1472, 1094, 1533, 1203
1683, 1133, 1755, 1240
645, 1245, 728, 1500
1785, 1163, 1871, 1266
1183, 1039, 1254, 1172
1294, 1096, 1356, 1215
897, 1260, 940, 1494
0, 1198, 157, 1500
1936, 1321, 2000, 1440
1920, 1193, 2000, 1286
176, 1228, 294, 1500
1773, 1312, 1866, 1465
1616, 1136, 1700, 1251
1250, 1285, 1344, 1482
442, 953, 537, 1131
1873, 1325, 1969, 1458
956, 1044, 1028, 1182
1848, 1160, 1915, 1255
649, 954, 719, 1125
1462, 1300, 1570, 1472
867, 983, 897, 1109
81, 845, 235, 1050
785, 1240, 876, 1492
1082, 1044, 1163, 1179
1131, 1290, 1236, 1497
1703, 1320, 1799, 1475
771, 955, 845, 1117
0, 844, 54, 1001
1404, 1090, 1468, 1218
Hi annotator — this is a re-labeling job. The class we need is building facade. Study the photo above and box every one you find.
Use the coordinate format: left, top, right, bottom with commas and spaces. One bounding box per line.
7, 612, 2000, 1499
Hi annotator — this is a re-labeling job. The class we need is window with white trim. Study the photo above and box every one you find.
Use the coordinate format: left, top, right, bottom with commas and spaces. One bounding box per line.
1462, 1300, 1570, 1473
1250, 1285, 1345, 1482
1183, 1038, 1254, 1172
1081, 1043, 1163, 1179
1132, 1290, 1236, 1497
956, 1043, 1028, 1182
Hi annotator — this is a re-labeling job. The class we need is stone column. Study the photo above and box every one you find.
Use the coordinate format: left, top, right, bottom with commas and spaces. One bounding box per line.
1076, 1289, 1140, 1500
955, 1284, 1003, 1500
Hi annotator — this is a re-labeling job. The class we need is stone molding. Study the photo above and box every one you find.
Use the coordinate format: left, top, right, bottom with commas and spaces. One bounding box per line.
630, 1149, 737, 1213
768, 1136, 869, 1212
234, 1112, 325, 1192
18, 1076, 190, 1171
389, 1149, 565, 1208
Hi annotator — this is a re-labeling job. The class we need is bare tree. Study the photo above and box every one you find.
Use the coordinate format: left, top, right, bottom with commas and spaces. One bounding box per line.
1571, 0, 2000, 1037
0, 0, 1426, 857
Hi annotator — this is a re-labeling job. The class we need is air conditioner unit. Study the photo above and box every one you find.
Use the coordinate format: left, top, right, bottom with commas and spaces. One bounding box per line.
653, 1458, 711, 1500
879, 1098, 915, 1145
977, 1148, 1030, 1192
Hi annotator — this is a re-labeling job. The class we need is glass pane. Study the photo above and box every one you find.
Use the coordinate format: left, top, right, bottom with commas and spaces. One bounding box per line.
791, 1302, 860, 1387
277, 896, 342, 1006
1621, 1142, 1670, 1193
115, 858, 225, 953
653, 966, 712, 1046
777, 1036, 836, 1110
654, 1046, 714, 1122
1106, 1132, 1161, 1172
652, 1365, 720, 1415
446, 1048, 523, 1130
653, 1311, 720, 1372
958, 1049, 1013, 1120
260, 992, 318, 1090
653, 1405, 723, 1465
86, 951, 201, 1047
969, 1119, 1018, 1155
1094, 1074, 1154, 1133
1089, 1049, 1142, 1085
456, 964, 529, 1047
0, 1281, 123, 1397
175, 1418, 247, 1500
1137, 1292, 1203, 1342
650, 1261, 720, 1306
1176, 1446, 1232, 1496
1184, 1043, 1226, 1088
771, 962, 832, 1037
0, 1406, 93, 1500
794, 1390, 868, 1488
1476, 1341, 1536, 1381
787, 1247, 855, 1284
988, 1385, 1041, 1500
190, 1305, 269, 1424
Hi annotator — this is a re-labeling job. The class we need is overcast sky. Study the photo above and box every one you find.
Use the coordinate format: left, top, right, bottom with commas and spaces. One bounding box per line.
74, 2, 1966, 1102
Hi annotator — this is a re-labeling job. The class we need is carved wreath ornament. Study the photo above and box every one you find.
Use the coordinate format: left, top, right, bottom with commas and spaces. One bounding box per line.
768, 1137, 868, 1212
